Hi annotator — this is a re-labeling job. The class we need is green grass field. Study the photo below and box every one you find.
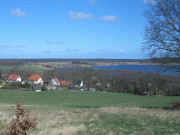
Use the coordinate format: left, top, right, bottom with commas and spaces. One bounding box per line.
0, 90, 180, 135
0, 65, 16, 74
0, 90, 179, 108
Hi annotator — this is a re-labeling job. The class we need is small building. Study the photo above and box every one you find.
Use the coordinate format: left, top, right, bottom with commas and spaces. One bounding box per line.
80, 87, 87, 91
50, 86, 57, 90
28, 75, 43, 85
72, 81, 83, 88
106, 84, 110, 88
51, 78, 60, 86
32, 86, 41, 92
21, 80, 28, 85
96, 83, 102, 86
89, 88, 96, 92
143, 92, 150, 96
60, 80, 72, 86
6, 74, 21, 82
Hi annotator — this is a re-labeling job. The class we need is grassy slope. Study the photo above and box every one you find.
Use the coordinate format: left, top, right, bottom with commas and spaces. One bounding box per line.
28, 65, 48, 75
0, 90, 179, 108
0, 105, 180, 135
0, 64, 48, 75
0, 90, 180, 135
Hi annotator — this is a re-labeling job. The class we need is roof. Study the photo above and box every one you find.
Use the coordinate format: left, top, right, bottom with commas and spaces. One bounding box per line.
28, 75, 41, 81
32, 86, 41, 90
72, 81, 82, 86
52, 78, 60, 84
7, 74, 21, 81
60, 80, 72, 86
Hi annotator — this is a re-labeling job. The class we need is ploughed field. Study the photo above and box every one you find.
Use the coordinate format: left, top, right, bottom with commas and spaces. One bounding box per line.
0, 90, 180, 135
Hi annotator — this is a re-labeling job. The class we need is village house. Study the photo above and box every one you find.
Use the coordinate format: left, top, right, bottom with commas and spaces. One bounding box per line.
28, 74, 43, 85
60, 80, 72, 86
72, 81, 83, 88
6, 74, 21, 82
32, 86, 41, 92
51, 78, 60, 86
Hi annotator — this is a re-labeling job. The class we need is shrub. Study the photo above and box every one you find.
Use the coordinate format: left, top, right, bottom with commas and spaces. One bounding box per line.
3, 83, 31, 90
171, 101, 180, 110
41, 85, 47, 91
1, 102, 36, 135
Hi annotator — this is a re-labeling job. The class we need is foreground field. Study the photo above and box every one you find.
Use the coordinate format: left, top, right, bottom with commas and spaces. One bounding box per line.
0, 90, 180, 135
0, 104, 180, 135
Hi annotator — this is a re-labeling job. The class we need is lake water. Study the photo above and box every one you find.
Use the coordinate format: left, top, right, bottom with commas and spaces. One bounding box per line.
57, 65, 180, 75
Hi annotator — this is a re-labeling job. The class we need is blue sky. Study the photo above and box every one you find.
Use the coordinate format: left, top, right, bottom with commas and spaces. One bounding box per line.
0, 0, 152, 59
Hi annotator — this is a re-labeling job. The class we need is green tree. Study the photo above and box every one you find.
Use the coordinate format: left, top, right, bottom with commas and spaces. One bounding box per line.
41, 85, 47, 91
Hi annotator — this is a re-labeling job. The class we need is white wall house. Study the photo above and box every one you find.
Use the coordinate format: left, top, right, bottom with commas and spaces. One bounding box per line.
6, 74, 21, 82
28, 75, 43, 85
74, 81, 83, 87
51, 78, 60, 86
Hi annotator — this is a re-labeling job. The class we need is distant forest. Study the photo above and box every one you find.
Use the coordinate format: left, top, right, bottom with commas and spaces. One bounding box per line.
0, 59, 152, 66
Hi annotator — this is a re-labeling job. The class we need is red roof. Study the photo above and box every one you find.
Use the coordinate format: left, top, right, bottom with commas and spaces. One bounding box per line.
7, 74, 20, 81
28, 75, 41, 81
60, 81, 72, 86
52, 78, 60, 84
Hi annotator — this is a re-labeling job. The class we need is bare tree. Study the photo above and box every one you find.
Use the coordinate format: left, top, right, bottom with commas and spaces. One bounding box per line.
0, 71, 2, 79
143, 0, 180, 69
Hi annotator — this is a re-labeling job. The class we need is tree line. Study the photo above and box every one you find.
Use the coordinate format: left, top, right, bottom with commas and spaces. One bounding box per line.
39, 68, 180, 96
1, 67, 180, 96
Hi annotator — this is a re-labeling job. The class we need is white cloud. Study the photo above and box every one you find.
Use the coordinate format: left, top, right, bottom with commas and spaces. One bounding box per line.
120, 50, 125, 53
15, 45, 26, 48
96, 49, 112, 53
46, 40, 63, 44
0, 45, 26, 48
66, 48, 78, 52
68, 11, 94, 20
56, 41, 64, 44
10, 8, 26, 18
100, 15, 121, 22
96, 49, 125, 54
0, 45, 12, 48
